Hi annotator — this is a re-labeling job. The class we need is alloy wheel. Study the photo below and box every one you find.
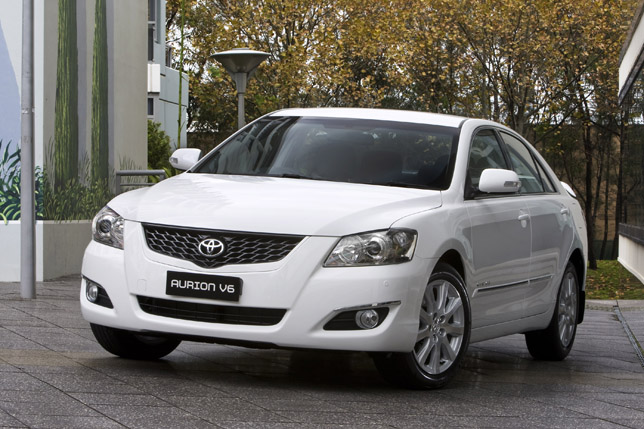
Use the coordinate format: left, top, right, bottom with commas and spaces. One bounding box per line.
414, 279, 465, 374
558, 271, 578, 347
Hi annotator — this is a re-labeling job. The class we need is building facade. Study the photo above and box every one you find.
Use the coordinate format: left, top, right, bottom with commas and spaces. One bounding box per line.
147, 0, 188, 150
618, 0, 644, 284
0, 0, 151, 281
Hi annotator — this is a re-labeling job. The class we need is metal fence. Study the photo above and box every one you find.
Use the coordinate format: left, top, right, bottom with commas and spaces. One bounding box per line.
115, 169, 166, 194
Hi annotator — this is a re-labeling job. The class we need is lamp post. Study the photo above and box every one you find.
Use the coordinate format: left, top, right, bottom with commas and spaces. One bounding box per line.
21, 0, 36, 299
212, 48, 270, 129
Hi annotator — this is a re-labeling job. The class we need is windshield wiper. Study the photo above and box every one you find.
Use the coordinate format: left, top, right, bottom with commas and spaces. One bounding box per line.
380, 181, 432, 189
273, 173, 320, 180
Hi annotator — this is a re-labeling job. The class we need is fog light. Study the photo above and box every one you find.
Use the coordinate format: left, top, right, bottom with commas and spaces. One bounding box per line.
356, 309, 379, 329
86, 283, 99, 303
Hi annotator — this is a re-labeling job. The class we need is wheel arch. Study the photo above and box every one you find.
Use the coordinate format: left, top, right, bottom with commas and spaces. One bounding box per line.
435, 249, 465, 282
568, 248, 586, 324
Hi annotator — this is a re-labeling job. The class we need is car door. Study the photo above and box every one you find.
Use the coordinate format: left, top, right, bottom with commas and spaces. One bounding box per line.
464, 129, 531, 328
499, 131, 575, 317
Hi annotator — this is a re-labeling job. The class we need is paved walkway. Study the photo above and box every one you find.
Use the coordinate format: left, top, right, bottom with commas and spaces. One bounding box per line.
0, 277, 643, 428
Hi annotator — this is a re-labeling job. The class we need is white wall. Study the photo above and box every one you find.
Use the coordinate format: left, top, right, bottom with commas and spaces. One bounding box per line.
0, 221, 90, 282
620, 11, 644, 95
43, 221, 91, 280
111, 0, 148, 170
619, 236, 644, 285
0, 222, 44, 282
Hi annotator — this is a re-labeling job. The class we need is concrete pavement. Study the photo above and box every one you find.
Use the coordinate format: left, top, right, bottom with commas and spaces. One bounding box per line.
1, 277, 643, 428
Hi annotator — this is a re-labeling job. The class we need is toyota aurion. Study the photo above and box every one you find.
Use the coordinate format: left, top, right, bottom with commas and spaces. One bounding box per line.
81, 108, 587, 388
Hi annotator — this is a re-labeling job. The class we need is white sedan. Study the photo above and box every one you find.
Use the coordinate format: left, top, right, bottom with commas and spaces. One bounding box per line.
81, 108, 587, 389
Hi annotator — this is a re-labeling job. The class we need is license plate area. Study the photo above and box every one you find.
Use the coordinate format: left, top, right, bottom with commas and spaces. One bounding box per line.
166, 271, 242, 302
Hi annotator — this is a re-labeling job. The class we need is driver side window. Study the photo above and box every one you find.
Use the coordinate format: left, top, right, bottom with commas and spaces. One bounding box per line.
468, 129, 508, 188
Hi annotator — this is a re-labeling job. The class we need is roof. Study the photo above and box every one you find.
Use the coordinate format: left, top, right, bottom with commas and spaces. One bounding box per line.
268, 108, 467, 128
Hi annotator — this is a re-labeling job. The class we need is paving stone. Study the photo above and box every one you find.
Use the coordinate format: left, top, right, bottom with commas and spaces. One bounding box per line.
249, 398, 348, 413
165, 396, 291, 422
218, 423, 383, 429
0, 349, 81, 369
0, 328, 48, 351
124, 375, 230, 397
273, 410, 378, 425
0, 389, 71, 403
68, 392, 169, 407
608, 419, 644, 429
2, 280, 644, 429
0, 399, 101, 418
0, 372, 51, 391
91, 404, 217, 429
11, 415, 124, 429
0, 409, 26, 428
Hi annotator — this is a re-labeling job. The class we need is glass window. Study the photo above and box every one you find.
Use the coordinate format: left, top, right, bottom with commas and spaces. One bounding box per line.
622, 72, 644, 228
193, 117, 459, 189
499, 132, 545, 194
148, 0, 156, 22
535, 160, 556, 193
148, 27, 154, 61
467, 129, 508, 188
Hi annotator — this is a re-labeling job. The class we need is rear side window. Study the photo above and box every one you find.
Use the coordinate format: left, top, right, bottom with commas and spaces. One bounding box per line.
499, 132, 553, 194
534, 160, 556, 193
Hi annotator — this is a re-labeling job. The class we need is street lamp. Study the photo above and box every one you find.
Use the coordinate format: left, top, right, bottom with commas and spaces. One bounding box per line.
212, 48, 270, 129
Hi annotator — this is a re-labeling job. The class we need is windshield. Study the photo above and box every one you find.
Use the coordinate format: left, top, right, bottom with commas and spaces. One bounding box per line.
193, 116, 459, 189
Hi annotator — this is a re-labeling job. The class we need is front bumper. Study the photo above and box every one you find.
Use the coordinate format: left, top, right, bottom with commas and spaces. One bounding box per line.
81, 222, 434, 352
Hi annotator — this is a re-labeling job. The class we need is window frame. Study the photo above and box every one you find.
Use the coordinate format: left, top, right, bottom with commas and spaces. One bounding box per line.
192, 115, 461, 190
464, 127, 559, 200
498, 131, 558, 195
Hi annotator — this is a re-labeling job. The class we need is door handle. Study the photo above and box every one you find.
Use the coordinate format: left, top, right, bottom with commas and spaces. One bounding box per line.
518, 214, 530, 221
560, 208, 570, 215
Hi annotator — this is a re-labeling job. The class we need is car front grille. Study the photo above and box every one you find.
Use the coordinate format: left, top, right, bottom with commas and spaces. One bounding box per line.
137, 296, 287, 326
142, 223, 304, 269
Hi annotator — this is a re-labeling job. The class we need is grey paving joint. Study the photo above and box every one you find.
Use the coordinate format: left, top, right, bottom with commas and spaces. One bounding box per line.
613, 305, 644, 368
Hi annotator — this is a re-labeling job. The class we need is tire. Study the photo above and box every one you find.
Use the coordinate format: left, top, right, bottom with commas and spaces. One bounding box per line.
525, 262, 579, 361
90, 323, 181, 360
373, 263, 471, 389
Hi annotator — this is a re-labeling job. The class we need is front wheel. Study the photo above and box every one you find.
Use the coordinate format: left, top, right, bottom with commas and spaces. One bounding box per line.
525, 262, 579, 360
90, 324, 181, 360
373, 263, 471, 389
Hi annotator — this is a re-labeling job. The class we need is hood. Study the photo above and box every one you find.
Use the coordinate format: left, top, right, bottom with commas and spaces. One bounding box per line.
109, 173, 442, 236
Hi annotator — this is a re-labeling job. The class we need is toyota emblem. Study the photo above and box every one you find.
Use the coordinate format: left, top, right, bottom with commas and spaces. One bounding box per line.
198, 238, 225, 257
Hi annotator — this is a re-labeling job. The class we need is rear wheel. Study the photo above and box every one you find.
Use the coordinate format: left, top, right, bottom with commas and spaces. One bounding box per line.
525, 262, 579, 360
373, 263, 471, 389
90, 324, 181, 360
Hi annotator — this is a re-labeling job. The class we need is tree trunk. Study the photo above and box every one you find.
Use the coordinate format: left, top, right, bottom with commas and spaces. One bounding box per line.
600, 135, 610, 259
584, 125, 597, 270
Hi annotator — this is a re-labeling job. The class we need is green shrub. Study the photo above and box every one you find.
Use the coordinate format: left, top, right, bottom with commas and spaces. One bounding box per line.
148, 120, 172, 170
0, 143, 44, 223
42, 175, 112, 221
41, 145, 114, 221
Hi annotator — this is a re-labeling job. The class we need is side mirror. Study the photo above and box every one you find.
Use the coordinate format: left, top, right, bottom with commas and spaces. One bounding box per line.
478, 168, 521, 193
561, 182, 576, 198
169, 148, 201, 171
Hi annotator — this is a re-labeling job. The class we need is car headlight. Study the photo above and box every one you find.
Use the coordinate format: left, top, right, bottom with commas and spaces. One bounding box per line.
92, 206, 124, 249
324, 229, 417, 267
